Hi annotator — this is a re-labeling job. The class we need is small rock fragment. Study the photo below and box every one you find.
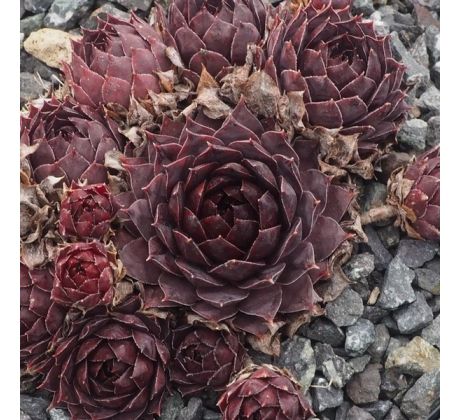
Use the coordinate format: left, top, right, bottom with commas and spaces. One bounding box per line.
425, 25, 440, 63
344, 253, 375, 282
393, 292, 433, 334
421, 315, 440, 347
415, 268, 440, 295
346, 364, 381, 405
368, 324, 390, 362
426, 115, 440, 147
363, 305, 389, 323
161, 392, 185, 420
418, 84, 440, 114
301, 318, 345, 347
348, 355, 371, 374
400, 371, 440, 419
322, 355, 354, 389
44, 0, 94, 30
24, 28, 79, 69
363, 226, 393, 271
326, 288, 364, 327
112, 0, 153, 11
278, 336, 316, 391
397, 119, 427, 152
410, 34, 429, 68
377, 257, 416, 310
385, 336, 439, 376
20, 72, 51, 106
180, 398, 204, 420
20, 395, 49, 420
347, 406, 374, 420
311, 377, 344, 412
361, 400, 393, 420
384, 406, 407, 420
345, 319, 376, 356
49, 408, 70, 420
24, 0, 53, 13
20, 14, 45, 38
381, 368, 409, 399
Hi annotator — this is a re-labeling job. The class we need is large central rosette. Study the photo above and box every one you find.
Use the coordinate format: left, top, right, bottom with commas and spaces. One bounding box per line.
118, 99, 354, 337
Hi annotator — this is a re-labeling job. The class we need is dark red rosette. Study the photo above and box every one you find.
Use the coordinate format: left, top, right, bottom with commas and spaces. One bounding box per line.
20, 264, 67, 372
20, 97, 126, 186
116, 99, 354, 342
217, 364, 315, 419
59, 182, 115, 240
52, 242, 117, 310
63, 14, 171, 110
39, 312, 170, 419
388, 146, 440, 240
170, 324, 247, 396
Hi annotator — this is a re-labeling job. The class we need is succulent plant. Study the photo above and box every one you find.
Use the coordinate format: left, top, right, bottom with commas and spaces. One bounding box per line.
388, 146, 440, 240
59, 182, 115, 240
21, 264, 66, 373
20, 97, 126, 186
39, 312, 171, 419
117, 98, 354, 346
163, 0, 268, 84
217, 364, 315, 419
63, 14, 172, 111
52, 242, 121, 310
170, 323, 247, 397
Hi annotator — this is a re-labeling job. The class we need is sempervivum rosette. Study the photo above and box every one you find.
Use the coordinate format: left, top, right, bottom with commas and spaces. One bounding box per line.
217, 364, 315, 419
38, 312, 170, 419
20, 97, 126, 186
21, 264, 67, 373
388, 146, 440, 240
117, 99, 355, 348
59, 182, 115, 240
63, 14, 171, 111
52, 242, 123, 311
163, 0, 268, 84
257, 0, 407, 176
170, 324, 247, 396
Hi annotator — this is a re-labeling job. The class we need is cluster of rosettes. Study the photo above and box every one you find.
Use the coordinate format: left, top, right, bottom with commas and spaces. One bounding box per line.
19, 0, 436, 418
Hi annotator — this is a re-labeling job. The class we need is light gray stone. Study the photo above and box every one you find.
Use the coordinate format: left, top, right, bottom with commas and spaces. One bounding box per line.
414, 268, 440, 295
377, 257, 416, 310
161, 392, 185, 420
44, 0, 95, 30
370, 11, 390, 36
326, 288, 364, 327
278, 336, 316, 391
352, 0, 374, 15
345, 319, 376, 356
348, 355, 371, 374
322, 355, 354, 389
397, 119, 427, 152
425, 25, 440, 63
24, 0, 53, 13
49, 409, 70, 420
418, 84, 440, 114
363, 226, 393, 271
431, 61, 440, 89
361, 400, 393, 420
20, 14, 45, 38
410, 34, 429, 68
311, 377, 344, 412
20, 395, 49, 420
393, 292, 433, 334
421, 315, 440, 347
344, 253, 375, 282
400, 371, 440, 419
426, 115, 440, 147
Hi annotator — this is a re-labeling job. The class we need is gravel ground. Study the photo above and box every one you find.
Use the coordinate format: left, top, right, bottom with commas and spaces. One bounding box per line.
20, 0, 440, 419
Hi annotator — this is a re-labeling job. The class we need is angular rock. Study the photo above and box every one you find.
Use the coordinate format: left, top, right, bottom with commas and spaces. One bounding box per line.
400, 371, 440, 419
385, 336, 439, 376
381, 368, 408, 399
49, 409, 70, 420
431, 61, 440, 89
418, 84, 440, 114
344, 253, 375, 282
301, 318, 345, 347
397, 119, 427, 152
81, 3, 130, 29
24, 28, 79, 69
335, 401, 351, 420
361, 400, 393, 420
390, 32, 430, 87
322, 355, 354, 389
346, 364, 381, 405
348, 355, 371, 374
278, 336, 316, 391
384, 406, 407, 420
20, 395, 49, 420
414, 268, 440, 295
352, 0, 375, 15
20, 50, 58, 81
425, 25, 440, 63
384, 337, 410, 361
410, 34, 429, 68
314, 343, 336, 369
347, 406, 375, 420
363, 226, 393, 271
377, 258, 416, 310
426, 115, 440, 147
377, 225, 400, 249
180, 398, 204, 420
20, 72, 51, 106
24, 0, 53, 13
44, 0, 94, 30
421, 315, 440, 348
370, 11, 390, 36
393, 292, 433, 334
427, 295, 440, 314
368, 324, 391, 362
326, 288, 364, 327
381, 316, 399, 334
20, 14, 45, 38
363, 305, 389, 323
161, 392, 185, 420
345, 319, 376, 356
111, 0, 153, 11
311, 377, 344, 412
